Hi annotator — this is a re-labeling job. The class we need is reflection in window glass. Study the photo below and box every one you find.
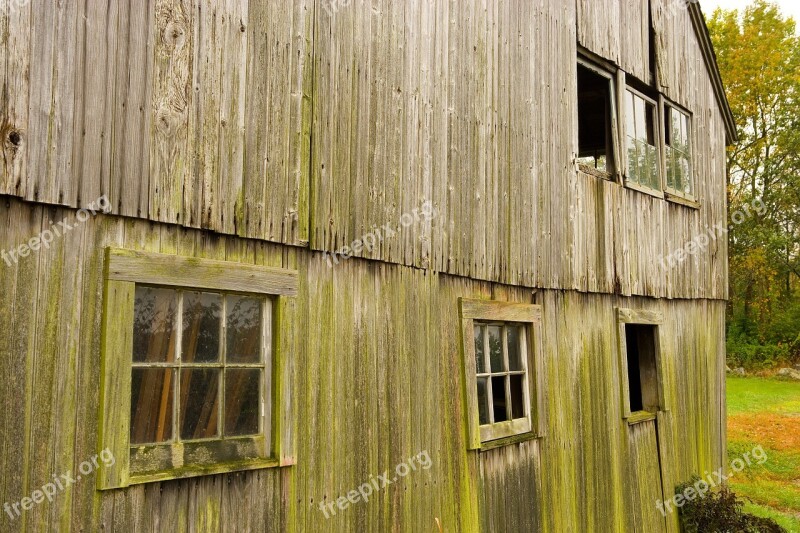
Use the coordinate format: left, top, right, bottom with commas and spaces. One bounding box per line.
475, 325, 486, 374
225, 369, 261, 436
665, 106, 693, 197
626, 90, 660, 191
133, 287, 177, 363
507, 326, 523, 371
226, 295, 262, 363
130, 368, 174, 444
477, 377, 489, 425
180, 369, 220, 440
488, 326, 504, 372
182, 291, 221, 363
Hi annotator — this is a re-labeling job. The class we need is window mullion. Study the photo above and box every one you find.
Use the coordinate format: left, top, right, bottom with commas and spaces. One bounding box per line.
220, 295, 227, 438
174, 291, 183, 443
484, 326, 494, 424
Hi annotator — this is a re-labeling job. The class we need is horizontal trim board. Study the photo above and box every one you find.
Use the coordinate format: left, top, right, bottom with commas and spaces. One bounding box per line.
460, 298, 542, 323
106, 248, 299, 296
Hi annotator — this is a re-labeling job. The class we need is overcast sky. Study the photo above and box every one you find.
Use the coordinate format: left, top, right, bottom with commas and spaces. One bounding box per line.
699, 0, 800, 22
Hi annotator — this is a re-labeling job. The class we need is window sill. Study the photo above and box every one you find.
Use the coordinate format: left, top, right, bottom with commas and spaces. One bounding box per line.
623, 179, 664, 200
578, 163, 614, 181
128, 457, 289, 486
479, 431, 541, 452
479, 418, 532, 443
113, 436, 293, 488
626, 411, 657, 425
664, 191, 700, 209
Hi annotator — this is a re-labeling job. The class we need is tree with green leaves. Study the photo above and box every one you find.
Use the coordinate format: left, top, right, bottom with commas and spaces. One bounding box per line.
708, 0, 800, 366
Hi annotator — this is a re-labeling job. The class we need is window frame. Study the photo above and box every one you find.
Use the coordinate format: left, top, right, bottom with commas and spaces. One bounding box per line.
661, 97, 698, 205
622, 84, 664, 198
576, 56, 622, 181
97, 248, 298, 490
615, 308, 670, 423
459, 298, 545, 450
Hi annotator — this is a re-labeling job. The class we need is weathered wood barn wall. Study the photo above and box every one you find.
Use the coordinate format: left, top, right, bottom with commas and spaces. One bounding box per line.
0, 0, 730, 531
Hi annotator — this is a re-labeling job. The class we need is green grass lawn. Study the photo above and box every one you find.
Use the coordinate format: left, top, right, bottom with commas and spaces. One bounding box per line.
727, 376, 800, 532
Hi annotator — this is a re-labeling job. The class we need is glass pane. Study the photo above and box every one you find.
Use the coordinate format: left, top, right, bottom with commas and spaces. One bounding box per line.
224, 369, 261, 436
182, 291, 222, 363
510, 374, 525, 419
133, 287, 177, 363
180, 369, 219, 439
626, 91, 636, 139
488, 326, 504, 372
226, 296, 263, 363
474, 325, 486, 374
681, 155, 692, 195
635, 95, 646, 142
507, 326, 523, 371
130, 368, 173, 444
477, 377, 489, 425
646, 143, 659, 190
665, 145, 675, 189
491, 376, 509, 423
627, 136, 640, 185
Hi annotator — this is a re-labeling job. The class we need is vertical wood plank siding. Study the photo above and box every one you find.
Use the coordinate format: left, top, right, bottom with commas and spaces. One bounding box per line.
0, 197, 727, 532
0, 0, 731, 531
1, 0, 727, 300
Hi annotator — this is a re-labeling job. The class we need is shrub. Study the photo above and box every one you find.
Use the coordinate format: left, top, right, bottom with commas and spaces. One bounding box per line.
676, 477, 785, 533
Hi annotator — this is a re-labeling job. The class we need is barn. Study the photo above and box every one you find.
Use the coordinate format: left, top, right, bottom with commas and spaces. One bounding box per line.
0, 0, 736, 531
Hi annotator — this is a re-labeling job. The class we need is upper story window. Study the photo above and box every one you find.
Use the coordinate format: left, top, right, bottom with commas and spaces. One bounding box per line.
459, 298, 545, 449
624, 88, 661, 192
98, 248, 298, 489
577, 60, 617, 178
664, 104, 694, 199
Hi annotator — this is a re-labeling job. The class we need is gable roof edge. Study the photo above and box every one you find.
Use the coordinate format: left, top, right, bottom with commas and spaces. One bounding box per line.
687, 1, 739, 144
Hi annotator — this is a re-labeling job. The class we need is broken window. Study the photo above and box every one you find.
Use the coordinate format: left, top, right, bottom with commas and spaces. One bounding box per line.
625, 88, 661, 191
577, 60, 617, 176
624, 324, 660, 413
664, 104, 693, 198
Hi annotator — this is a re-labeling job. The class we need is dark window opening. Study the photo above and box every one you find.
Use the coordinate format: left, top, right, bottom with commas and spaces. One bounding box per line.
624, 324, 660, 413
577, 62, 615, 175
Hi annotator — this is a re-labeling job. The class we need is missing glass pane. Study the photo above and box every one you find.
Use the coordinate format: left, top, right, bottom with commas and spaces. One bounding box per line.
182, 291, 221, 363
510, 374, 525, 420
130, 368, 174, 444
474, 325, 485, 374
491, 376, 509, 423
180, 369, 220, 440
133, 287, 177, 363
577, 62, 615, 174
625, 324, 660, 413
225, 369, 261, 436
226, 296, 262, 363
